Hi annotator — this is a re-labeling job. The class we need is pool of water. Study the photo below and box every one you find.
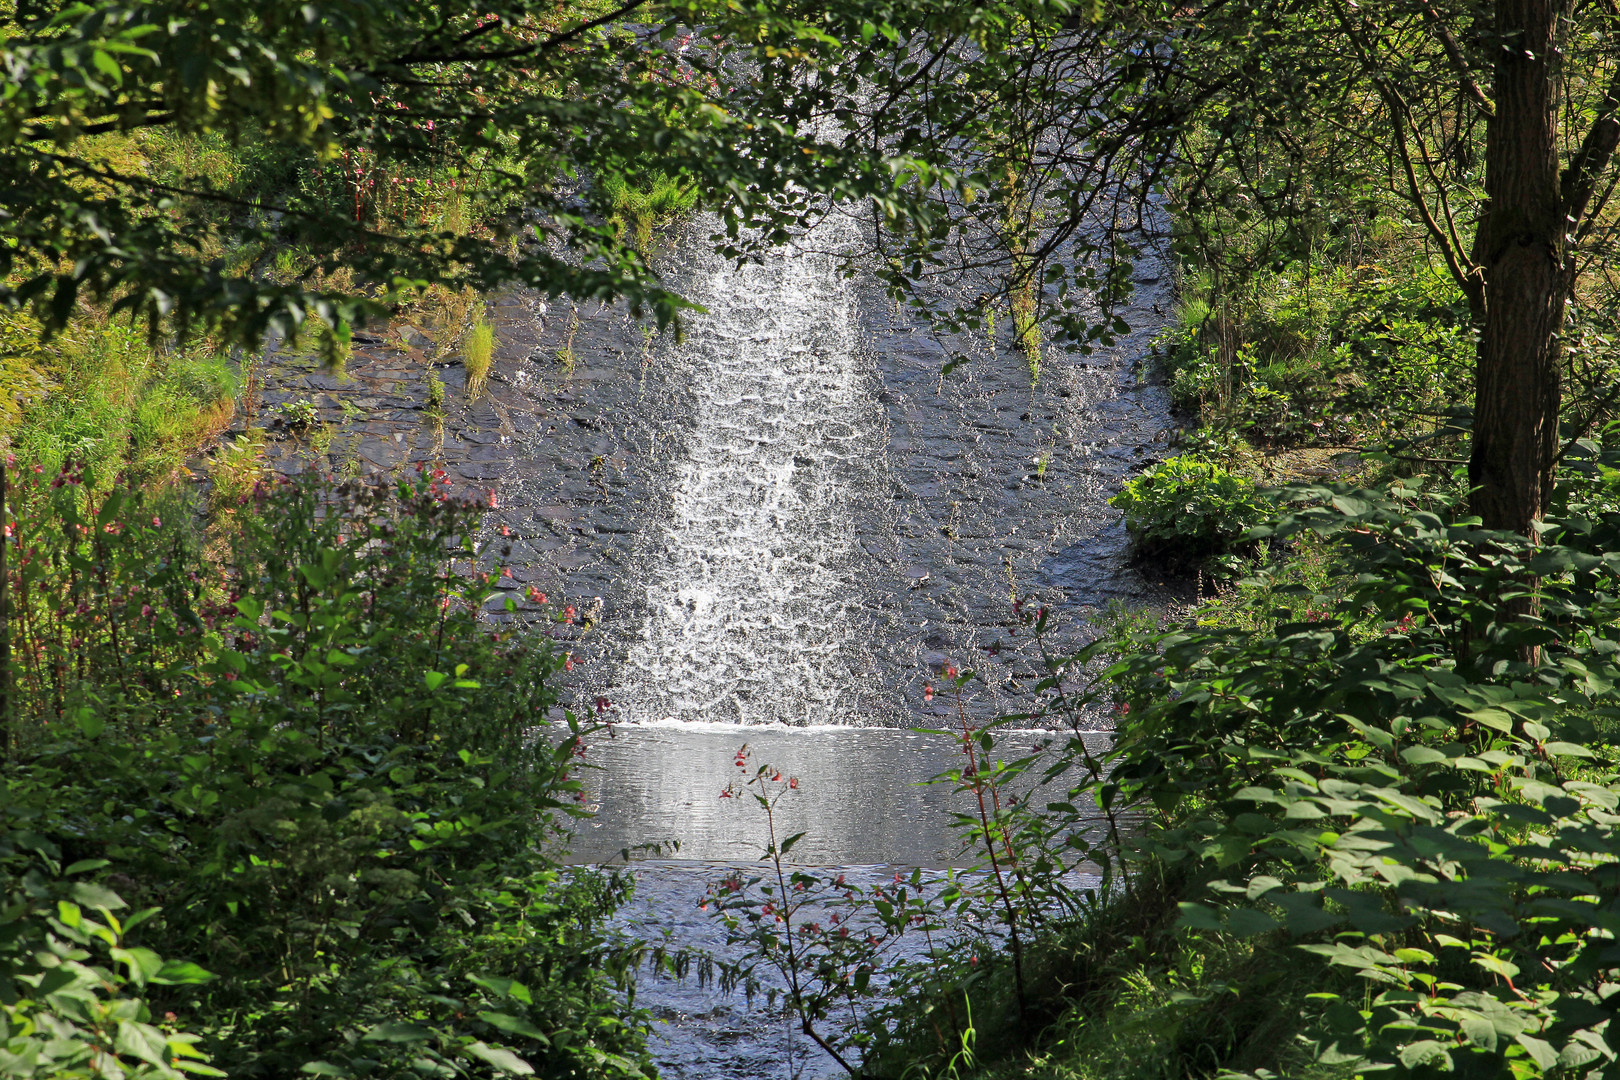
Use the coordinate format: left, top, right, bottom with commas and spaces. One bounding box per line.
567, 723, 1106, 867
566, 724, 1111, 1079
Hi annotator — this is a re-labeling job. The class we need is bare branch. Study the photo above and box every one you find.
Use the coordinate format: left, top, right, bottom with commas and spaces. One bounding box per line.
381, 0, 649, 68
1414, 0, 1494, 118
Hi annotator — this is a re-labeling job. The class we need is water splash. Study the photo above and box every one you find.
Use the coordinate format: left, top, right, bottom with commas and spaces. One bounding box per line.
617, 216, 869, 725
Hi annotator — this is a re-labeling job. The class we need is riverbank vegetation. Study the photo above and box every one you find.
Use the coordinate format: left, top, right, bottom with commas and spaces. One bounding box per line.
6, 0, 1620, 1078
826, 3, 1620, 1077
4, 463, 652, 1077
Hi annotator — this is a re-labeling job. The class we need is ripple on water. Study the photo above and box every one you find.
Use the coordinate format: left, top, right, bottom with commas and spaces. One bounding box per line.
615, 214, 871, 726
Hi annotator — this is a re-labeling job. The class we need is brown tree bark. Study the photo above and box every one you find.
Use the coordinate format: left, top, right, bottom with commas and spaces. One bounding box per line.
1468, 0, 1567, 537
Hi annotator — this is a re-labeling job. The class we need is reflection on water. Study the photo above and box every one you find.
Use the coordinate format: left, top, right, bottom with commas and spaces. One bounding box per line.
566, 723, 1107, 867
567, 726, 1109, 1080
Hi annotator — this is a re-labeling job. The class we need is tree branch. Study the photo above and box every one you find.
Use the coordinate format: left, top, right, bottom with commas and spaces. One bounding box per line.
1414, 0, 1494, 118
1560, 66, 1620, 232
381, 0, 649, 68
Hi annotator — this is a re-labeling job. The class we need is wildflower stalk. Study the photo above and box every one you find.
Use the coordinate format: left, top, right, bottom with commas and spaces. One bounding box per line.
758, 784, 857, 1077
951, 677, 1027, 1023
1026, 601, 1133, 900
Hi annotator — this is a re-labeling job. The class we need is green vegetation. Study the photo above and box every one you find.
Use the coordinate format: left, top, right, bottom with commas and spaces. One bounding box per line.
0, 310, 236, 486
7, 2, 1620, 1079
463, 317, 496, 398
599, 170, 700, 253
5, 465, 649, 1078
1109, 456, 1268, 562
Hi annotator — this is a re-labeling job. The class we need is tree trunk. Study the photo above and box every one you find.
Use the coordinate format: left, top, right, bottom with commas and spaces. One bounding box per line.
1468, 0, 1565, 538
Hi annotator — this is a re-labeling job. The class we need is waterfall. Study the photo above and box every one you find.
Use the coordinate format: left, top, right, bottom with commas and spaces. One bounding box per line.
616, 214, 868, 726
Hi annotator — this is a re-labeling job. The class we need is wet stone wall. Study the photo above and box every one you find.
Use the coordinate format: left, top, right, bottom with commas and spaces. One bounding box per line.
244, 224, 1183, 728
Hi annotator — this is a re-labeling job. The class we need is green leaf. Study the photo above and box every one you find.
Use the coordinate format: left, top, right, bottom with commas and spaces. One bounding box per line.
464, 1042, 535, 1075
1177, 902, 1222, 931
362, 1022, 434, 1043
1459, 1014, 1497, 1051
1223, 907, 1279, 937
468, 975, 534, 1005
75, 709, 106, 738
152, 960, 216, 985
1245, 875, 1285, 900
1275, 892, 1341, 936
477, 1013, 552, 1046
1331, 494, 1372, 516
1516, 1033, 1558, 1070
1398, 1040, 1451, 1070
63, 859, 111, 875
112, 946, 164, 985
69, 881, 126, 911
1465, 707, 1515, 733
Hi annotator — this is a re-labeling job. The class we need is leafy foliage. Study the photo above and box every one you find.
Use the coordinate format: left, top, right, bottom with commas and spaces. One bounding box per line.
1088, 482, 1620, 1077
0, 826, 217, 1080
0, 0, 951, 351
1158, 266, 1474, 451
1110, 456, 1268, 560
3, 467, 653, 1078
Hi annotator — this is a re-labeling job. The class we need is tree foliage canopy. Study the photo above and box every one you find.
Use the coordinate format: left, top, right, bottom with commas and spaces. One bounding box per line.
0, 0, 966, 349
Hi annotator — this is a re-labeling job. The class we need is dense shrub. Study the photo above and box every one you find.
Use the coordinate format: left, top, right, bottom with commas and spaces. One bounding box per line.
0, 821, 216, 1079
1070, 482, 1620, 1078
1158, 264, 1474, 451
2, 467, 654, 1079
1110, 455, 1268, 560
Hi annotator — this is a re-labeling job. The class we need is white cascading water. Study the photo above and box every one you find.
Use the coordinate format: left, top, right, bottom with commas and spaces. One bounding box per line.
617, 213, 867, 725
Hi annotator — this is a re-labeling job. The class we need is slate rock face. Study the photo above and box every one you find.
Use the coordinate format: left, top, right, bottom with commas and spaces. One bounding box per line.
238, 223, 1180, 728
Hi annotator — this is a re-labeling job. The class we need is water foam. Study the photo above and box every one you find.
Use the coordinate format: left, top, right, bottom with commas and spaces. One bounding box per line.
616, 214, 866, 725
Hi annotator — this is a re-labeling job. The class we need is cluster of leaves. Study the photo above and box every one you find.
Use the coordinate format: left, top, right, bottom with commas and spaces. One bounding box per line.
1159, 265, 1474, 452
0, 825, 216, 1079
0, 0, 964, 355
3, 466, 653, 1078
1084, 479, 1620, 1077
1110, 455, 1269, 562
